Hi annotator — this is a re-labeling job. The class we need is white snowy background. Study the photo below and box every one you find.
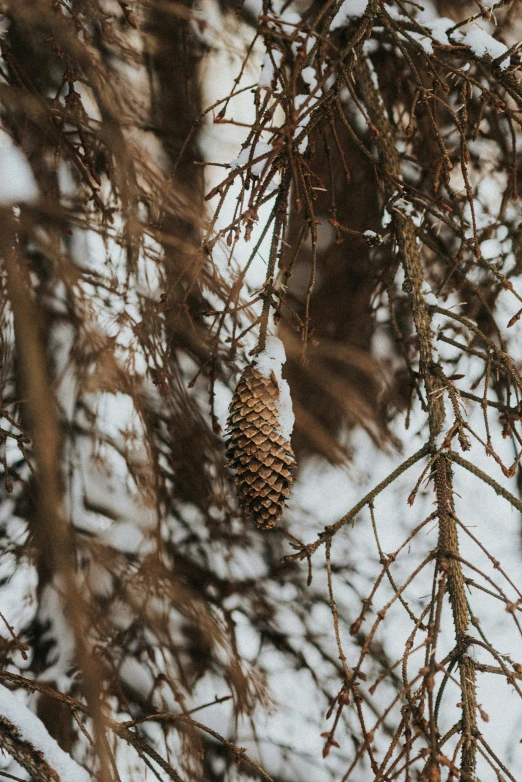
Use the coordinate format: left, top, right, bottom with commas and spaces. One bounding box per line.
0, 0, 520, 780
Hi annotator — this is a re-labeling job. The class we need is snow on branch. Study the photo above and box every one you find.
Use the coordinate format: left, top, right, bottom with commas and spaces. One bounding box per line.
0, 685, 91, 782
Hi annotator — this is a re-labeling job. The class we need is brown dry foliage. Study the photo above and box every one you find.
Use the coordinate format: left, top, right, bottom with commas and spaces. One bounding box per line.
0, 1, 521, 781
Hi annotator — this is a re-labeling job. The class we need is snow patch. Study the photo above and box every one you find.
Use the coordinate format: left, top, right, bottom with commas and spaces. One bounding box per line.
38, 583, 75, 688
120, 656, 155, 698
480, 238, 501, 260
101, 520, 150, 554
421, 16, 453, 46
364, 229, 383, 246
0, 130, 38, 204
421, 281, 438, 306
460, 27, 509, 68
254, 337, 294, 440
259, 49, 283, 89
331, 0, 368, 30
0, 685, 91, 782
230, 142, 273, 175
433, 431, 446, 451
405, 30, 434, 54
277, 11, 301, 35
301, 66, 317, 91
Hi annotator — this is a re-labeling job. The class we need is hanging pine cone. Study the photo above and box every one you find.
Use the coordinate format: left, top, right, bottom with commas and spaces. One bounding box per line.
225, 337, 296, 529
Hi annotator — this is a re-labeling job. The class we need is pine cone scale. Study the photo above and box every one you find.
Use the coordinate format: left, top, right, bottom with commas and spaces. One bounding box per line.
225, 363, 296, 529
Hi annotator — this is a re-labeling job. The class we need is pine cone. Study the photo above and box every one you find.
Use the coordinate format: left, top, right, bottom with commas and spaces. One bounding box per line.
225, 344, 296, 529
